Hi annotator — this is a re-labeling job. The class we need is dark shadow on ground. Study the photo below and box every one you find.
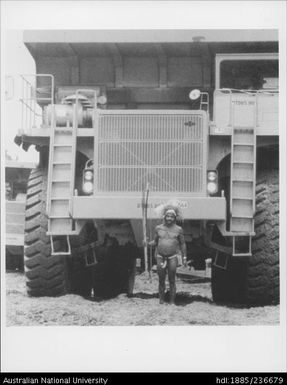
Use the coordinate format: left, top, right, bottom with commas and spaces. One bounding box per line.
126, 291, 213, 306
83, 290, 259, 309
84, 290, 211, 305
175, 292, 213, 306
131, 292, 158, 300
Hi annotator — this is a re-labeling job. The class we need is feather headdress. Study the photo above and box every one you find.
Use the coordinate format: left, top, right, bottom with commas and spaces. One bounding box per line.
154, 199, 184, 222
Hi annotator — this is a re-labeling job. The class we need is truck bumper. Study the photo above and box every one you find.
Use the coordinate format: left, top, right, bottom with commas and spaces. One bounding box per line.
72, 195, 226, 220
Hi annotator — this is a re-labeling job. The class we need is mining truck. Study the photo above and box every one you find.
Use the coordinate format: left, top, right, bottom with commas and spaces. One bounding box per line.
14, 30, 279, 304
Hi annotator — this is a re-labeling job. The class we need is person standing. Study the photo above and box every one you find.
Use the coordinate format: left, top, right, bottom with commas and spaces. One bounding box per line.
146, 205, 187, 305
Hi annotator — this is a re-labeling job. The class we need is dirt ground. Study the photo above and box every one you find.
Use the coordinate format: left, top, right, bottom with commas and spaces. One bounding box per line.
5, 271, 279, 326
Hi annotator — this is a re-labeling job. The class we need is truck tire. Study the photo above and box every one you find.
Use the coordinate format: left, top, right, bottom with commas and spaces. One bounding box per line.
24, 167, 71, 296
212, 168, 279, 305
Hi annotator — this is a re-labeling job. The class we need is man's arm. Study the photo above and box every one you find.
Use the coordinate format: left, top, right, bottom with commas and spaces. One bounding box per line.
178, 227, 187, 263
143, 226, 159, 247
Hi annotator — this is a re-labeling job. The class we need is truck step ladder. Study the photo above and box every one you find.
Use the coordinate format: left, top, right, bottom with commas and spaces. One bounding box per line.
200, 92, 209, 113
230, 124, 256, 256
46, 105, 78, 255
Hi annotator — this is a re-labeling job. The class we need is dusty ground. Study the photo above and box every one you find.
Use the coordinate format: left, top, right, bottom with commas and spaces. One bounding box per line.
5, 271, 279, 326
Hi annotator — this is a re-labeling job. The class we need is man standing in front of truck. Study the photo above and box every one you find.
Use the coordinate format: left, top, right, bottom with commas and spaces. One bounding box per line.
146, 205, 187, 305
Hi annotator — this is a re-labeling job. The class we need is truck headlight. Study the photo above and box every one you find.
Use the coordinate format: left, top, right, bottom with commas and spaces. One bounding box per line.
82, 161, 94, 195
84, 170, 93, 181
207, 171, 217, 181
83, 181, 93, 194
207, 170, 218, 195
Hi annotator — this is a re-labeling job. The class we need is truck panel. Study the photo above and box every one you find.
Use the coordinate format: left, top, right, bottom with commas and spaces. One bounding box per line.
6, 201, 25, 247
213, 91, 278, 134
72, 196, 226, 220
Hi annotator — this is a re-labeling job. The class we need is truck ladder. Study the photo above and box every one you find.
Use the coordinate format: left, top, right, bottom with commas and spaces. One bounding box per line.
46, 105, 78, 255
230, 123, 256, 257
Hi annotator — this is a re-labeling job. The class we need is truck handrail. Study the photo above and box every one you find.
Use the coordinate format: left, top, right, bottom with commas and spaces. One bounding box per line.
20, 74, 54, 133
219, 88, 257, 95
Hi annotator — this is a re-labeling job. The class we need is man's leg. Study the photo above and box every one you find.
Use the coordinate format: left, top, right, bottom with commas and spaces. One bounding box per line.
157, 256, 166, 304
168, 256, 178, 304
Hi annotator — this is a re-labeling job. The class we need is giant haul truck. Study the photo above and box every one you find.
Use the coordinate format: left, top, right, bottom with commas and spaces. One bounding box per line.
14, 30, 279, 304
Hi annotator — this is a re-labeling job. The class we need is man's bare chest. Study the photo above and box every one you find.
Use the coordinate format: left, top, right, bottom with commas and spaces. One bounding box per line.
158, 227, 179, 241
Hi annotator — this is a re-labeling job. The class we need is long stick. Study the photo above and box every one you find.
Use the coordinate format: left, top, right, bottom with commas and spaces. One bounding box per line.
142, 183, 149, 273
146, 186, 150, 279
148, 199, 153, 282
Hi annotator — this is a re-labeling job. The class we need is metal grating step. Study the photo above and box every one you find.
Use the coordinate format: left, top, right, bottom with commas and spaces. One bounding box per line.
53, 144, 74, 147
52, 161, 72, 165
51, 197, 71, 200
232, 215, 253, 219
47, 230, 77, 236
232, 197, 253, 201
49, 215, 71, 219
233, 252, 252, 257
55, 128, 73, 132
233, 143, 255, 146
51, 178, 71, 183
232, 179, 254, 183
232, 161, 254, 164
51, 179, 72, 183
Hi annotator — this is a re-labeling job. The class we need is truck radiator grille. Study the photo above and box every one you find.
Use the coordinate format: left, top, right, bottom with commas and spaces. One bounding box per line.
96, 113, 206, 193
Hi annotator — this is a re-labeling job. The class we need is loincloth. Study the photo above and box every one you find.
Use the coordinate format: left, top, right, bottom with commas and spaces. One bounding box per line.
157, 254, 182, 269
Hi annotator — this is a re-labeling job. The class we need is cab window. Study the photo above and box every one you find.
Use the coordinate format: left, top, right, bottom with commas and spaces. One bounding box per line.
220, 60, 278, 90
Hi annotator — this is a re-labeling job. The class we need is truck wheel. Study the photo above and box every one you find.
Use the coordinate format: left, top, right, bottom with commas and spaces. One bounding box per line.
24, 168, 71, 296
212, 168, 279, 305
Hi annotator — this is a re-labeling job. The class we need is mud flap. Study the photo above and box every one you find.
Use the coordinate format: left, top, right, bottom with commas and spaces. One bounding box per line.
213, 250, 229, 270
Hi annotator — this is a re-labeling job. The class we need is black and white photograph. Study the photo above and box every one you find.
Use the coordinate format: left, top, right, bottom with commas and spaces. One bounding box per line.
1, 0, 286, 375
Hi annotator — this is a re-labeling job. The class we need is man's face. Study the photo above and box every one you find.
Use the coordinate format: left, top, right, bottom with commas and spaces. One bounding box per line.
164, 213, 176, 225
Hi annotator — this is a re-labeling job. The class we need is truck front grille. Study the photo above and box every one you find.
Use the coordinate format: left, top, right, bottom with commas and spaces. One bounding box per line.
96, 112, 207, 193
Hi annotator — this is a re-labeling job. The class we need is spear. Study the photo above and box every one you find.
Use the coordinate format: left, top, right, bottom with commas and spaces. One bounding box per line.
142, 182, 150, 274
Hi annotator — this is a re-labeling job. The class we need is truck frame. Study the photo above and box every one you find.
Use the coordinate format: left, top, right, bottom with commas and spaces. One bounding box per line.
15, 30, 279, 304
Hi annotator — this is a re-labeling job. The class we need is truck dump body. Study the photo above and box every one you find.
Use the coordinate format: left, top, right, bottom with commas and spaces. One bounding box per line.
23, 30, 278, 112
